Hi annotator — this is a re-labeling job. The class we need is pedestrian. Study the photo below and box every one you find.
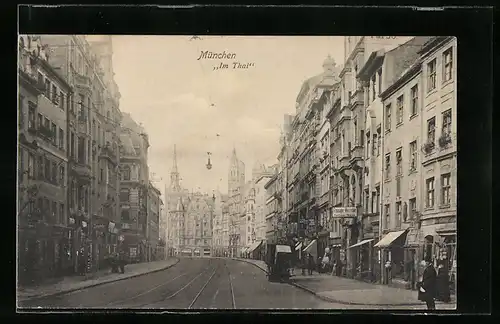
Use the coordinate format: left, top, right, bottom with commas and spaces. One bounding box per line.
436, 260, 451, 303
118, 250, 126, 274
417, 257, 437, 310
308, 253, 314, 275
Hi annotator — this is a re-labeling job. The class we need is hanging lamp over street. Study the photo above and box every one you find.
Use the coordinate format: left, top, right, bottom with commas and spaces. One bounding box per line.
206, 152, 212, 170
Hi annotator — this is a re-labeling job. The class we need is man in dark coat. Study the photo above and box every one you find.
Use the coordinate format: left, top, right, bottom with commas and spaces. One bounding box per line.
418, 257, 437, 310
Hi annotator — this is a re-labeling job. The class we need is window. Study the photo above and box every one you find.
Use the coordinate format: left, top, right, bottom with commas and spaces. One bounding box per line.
371, 191, 377, 214
443, 48, 453, 82
120, 189, 129, 202
28, 153, 35, 179
396, 202, 402, 227
396, 148, 402, 176
427, 59, 436, 92
122, 166, 131, 181
426, 177, 435, 208
441, 173, 451, 206
371, 74, 376, 101
409, 198, 417, 220
366, 131, 371, 158
372, 133, 378, 157
377, 126, 381, 155
44, 117, 50, 130
18, 149, 24, 182
410, 85, 418, 116
51, 123, 57, 144
385, 103, 392, 131
396, 95, 404, 125
59, 92, 65, 110
59, 203, 64, 224
43, 157, 50, 181
59, 128, 64, 149
378, 69, 382, 94
375, 186, 380, 213
37, 72, 44, 85
409, 141, 417, 172
52, 84, 58, 103
44, 79, 51, 97
59, 165, 65, 184
52, 201, 57, 222
384, 204, 390, 229
353, 118, 358, 145
28, 102, 36, 129
19, 95, 24, 128
385, 153, 391, 180
442, 109, 452, 136
427, 117, 436, 145
121, 210, 130, 221
37, 113, 43, 129
364, 189, 370, 211
52, 162, 57, 183
79, 94, 85, 119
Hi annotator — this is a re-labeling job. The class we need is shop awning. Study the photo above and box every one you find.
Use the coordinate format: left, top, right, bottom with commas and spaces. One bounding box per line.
295, 242, 303, 251
303, 239, 318, 259
348, 239, 374, 249
374, 230, 407, 248
247, 240, 263, 254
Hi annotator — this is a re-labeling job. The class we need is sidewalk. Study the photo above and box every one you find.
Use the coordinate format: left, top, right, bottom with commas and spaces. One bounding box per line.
17, 258, 180, 302
289, 271, 456, 308
221, 258, 456, 309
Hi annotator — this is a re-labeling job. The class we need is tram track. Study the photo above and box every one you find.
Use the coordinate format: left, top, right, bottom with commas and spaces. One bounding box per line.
107, 258, 217, 308
187, 260, 236, 309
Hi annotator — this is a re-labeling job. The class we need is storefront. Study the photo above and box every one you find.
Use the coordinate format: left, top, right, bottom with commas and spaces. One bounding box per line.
247, 240, 264, 260
347, 239, 375, 282
374, 229, 408, 285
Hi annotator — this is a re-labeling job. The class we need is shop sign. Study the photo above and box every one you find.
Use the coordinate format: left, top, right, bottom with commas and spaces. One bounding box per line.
331, 207, 357, 218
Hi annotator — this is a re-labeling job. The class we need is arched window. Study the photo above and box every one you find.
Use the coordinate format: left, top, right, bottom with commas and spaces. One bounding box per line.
122, 166, 130, 180
351, 175, 356, 206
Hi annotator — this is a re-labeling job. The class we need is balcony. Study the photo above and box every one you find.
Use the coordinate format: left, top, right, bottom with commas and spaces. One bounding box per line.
318, 192, 330, 208
73, 72, 91, 92
72, 162, 92, 182
349, 142, 364, 163
36, 125, 55, 141
349, 88, 364, 109
99, 143, 118, 164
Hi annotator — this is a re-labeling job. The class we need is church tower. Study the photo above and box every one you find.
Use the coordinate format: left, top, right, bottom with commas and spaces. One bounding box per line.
169, 144, 181, 192
228, 148, 245, 196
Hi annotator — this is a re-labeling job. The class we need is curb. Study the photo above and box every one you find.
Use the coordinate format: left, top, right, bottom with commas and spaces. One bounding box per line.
289, 281, 456, 307
18, 258, 180, 303
230, 258, 268, 274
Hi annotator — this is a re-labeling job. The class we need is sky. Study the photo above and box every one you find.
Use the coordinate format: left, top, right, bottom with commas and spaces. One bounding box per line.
111, 36, 344, 195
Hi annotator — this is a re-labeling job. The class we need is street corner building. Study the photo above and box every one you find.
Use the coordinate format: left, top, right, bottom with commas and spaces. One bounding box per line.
17, 35, 166, 287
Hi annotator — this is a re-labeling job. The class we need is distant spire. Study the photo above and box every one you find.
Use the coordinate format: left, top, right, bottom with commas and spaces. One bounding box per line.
172, 144, 178, 173
170, 144, 181, 192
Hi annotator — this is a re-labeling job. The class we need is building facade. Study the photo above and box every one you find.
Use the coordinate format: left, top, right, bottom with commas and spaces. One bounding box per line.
17, 35, 73, 284
37, 35, 122, 276
119, 113, 150, 263
417, 36, 457, 291
147, 182, 162, 260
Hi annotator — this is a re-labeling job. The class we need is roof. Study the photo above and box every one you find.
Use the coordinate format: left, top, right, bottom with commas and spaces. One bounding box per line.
119, 133, 137, 156
380, 36, 434, 99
